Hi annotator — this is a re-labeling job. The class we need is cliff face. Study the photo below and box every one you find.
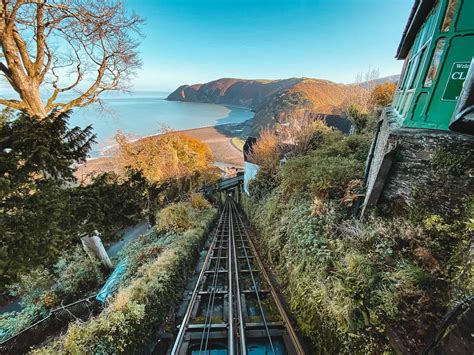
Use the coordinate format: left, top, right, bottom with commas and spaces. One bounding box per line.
167, 78, 302, 108
167, 77, 371, 135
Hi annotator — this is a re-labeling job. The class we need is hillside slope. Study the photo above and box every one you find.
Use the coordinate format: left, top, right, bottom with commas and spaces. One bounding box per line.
167, 77, 369, 135
167, 77, 301, 108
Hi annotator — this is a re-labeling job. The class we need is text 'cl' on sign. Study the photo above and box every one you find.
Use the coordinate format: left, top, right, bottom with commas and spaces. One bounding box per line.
442, 62, 470, 101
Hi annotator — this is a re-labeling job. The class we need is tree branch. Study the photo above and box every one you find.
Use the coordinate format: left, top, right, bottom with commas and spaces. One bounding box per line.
34, 1, 46, 75
12, 27, 34, 76
0, 98, 26, 110
38, 40, 52, 83
0, 0, 143, 118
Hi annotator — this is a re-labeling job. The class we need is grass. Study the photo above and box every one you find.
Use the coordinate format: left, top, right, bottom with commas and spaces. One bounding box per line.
241, 130, 472, 353
231, 136, 245, 152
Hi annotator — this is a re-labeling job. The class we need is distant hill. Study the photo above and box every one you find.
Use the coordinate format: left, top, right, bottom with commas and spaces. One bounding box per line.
167, 75, 398, 135
167, 78, 301, 108
360, 74, 400, 89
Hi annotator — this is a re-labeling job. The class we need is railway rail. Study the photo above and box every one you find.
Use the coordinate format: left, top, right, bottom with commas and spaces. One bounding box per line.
169, 197, 305, 354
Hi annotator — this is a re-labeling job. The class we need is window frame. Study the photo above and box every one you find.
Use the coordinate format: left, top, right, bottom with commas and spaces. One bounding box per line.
393, 1, 443, 119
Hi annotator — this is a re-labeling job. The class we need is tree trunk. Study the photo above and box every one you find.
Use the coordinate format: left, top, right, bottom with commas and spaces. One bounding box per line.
19, 83, 47, 118
0, 20, 48, 119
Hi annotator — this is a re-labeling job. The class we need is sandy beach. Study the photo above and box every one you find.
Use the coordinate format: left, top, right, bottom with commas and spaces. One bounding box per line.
76, 125, 244, 181
180, 126, 244, 166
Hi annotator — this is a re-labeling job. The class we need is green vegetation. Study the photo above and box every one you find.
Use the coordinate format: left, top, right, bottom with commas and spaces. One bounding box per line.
432, 148, 468, 176
0, 247, 105, 341
155, 202, 195, 233
242, 127, 472, 353
0, 105, 218, 348
0, 107, 219, 294
34, 202, 217, 353
231, 136, 245, 152
0, 111, 147, 294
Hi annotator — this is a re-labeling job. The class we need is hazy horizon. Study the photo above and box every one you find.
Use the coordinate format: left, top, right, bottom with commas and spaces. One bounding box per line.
0, 73, 400, 98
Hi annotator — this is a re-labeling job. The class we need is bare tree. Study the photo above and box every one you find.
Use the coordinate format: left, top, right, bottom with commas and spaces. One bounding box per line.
0, 0, 143, 119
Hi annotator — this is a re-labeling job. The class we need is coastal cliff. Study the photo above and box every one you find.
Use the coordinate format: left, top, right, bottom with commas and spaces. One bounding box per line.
167, 78, 302, 108
167, 77, 370, 135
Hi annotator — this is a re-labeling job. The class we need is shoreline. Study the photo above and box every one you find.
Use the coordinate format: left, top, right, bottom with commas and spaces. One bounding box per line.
163, 96, 253, 112
77, 124, 245, 181
95, 120, 249, 159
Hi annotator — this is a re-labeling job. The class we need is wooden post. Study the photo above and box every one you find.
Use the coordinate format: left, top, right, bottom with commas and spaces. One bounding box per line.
81, 232, 113, 269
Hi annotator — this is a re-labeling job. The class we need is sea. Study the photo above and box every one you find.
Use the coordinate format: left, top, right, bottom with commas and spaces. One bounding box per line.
67, 91, 254, 157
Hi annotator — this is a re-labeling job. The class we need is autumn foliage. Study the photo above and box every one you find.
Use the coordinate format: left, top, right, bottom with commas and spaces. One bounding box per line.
115, 131, 214, 183
368, 82, 397, 115
247, 129, 280, 170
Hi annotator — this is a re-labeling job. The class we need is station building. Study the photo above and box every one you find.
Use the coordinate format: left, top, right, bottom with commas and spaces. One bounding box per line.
362, 0, 474, 216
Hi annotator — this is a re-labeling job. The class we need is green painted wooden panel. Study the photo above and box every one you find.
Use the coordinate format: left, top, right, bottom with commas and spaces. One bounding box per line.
457, 0, 474, 30
406, 35, 474, 130
398, 0, 474, 130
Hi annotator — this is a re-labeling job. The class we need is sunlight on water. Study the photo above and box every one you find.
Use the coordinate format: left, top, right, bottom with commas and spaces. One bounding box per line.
67, 91, 254, 156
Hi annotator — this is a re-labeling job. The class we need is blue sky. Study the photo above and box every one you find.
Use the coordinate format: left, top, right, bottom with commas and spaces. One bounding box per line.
127, 0, 413, 91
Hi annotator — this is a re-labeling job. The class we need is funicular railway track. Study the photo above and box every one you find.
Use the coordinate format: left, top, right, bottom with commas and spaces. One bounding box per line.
170, 197, 305, 354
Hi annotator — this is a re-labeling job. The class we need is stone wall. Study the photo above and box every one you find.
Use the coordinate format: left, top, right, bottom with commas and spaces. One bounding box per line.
362, 107, 474, 220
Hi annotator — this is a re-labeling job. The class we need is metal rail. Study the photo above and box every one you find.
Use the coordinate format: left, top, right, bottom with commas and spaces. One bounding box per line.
169, 197, 306, 355
198, 205, 228, 354
230, 202, 247, 355
233, 200, 306, 355
230, 199, 274, 354
171, 202, 230, 354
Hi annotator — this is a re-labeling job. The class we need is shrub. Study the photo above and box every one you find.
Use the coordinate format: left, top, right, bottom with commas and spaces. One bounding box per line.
368, 82, 397, 116
51, 247, 105, 303
277, 118, 333, 156
0, 306, 43, 342
155, 202, 193, 232
1, 246, 106, 341
35, 207, 217, 353
250, 130, 369, 204
8, 247, 105, 311
247, 129, 280, 172
189, 192, 212, 209
8, 268, 54, 308
281, 155, 362, 199
242, 131, 471, 353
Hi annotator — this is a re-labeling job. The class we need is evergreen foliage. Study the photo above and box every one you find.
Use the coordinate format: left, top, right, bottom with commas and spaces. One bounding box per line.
0, 111, 146, 295
0, 111, 95, 193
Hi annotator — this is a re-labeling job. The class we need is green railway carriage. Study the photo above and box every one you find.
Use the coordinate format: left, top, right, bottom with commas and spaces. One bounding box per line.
393, 0, 474, 131
361, 0, 474, 216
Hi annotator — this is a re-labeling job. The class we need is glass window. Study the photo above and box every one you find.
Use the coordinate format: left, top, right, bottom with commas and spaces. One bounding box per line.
398, 56, 411, 90
409, 48, 427, 89
402, 91, 414, 118
441, 0, 457, 32
423, 38, 446, 87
